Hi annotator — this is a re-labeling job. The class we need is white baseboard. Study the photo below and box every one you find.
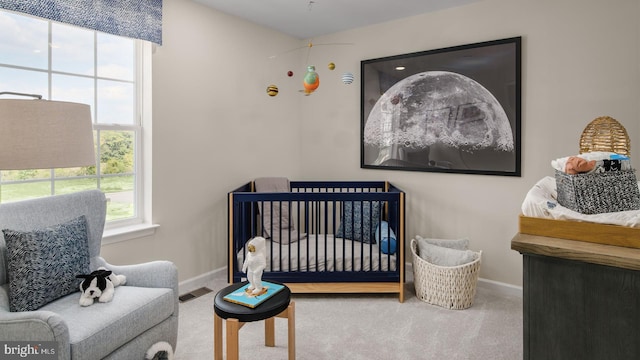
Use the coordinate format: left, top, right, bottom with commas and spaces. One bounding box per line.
179, 265, 523, 298
178, 268, 225, 295
477, 278, 522, 298
405, 262, 522, 298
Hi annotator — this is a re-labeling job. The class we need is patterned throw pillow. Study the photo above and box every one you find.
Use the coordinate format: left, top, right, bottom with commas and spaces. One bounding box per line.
3, 216, 90, 312
336, 201, 381, 243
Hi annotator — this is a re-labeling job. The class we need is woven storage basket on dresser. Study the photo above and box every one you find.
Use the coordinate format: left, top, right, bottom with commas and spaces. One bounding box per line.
556, 116, 640, 214
410, 239, 481, 310
555, 169, 640, 214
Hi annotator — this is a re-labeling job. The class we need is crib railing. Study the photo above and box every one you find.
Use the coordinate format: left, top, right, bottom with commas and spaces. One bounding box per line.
227, 181, 405, 285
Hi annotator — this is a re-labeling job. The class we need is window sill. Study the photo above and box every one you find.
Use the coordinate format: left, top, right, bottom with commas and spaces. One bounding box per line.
103, 223, 159, 245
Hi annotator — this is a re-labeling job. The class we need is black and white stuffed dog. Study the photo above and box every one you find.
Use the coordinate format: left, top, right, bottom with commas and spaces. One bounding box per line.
76, 267, 126, 306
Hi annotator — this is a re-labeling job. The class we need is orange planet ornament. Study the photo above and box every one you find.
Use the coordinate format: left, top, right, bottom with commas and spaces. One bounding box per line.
302, 65, 319, 95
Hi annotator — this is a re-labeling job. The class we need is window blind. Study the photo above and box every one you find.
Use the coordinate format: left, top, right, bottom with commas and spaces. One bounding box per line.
0, 0, 162, 44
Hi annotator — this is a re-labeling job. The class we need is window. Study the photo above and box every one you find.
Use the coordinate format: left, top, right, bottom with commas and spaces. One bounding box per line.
0, 10, 152, 235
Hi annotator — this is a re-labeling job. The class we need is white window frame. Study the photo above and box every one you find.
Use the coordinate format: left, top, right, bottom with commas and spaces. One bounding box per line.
0, 11, 156, 243
102, 41, 157, 244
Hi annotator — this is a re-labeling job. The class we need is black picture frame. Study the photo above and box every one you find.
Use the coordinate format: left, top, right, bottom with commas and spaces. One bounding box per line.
361, 37, 521, 176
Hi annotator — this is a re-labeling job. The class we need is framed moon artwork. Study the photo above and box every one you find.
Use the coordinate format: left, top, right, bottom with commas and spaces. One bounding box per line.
361, 37, 521, 176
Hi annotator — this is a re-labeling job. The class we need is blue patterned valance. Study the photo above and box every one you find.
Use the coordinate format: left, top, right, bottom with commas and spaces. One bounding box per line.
0, 0, 162, 44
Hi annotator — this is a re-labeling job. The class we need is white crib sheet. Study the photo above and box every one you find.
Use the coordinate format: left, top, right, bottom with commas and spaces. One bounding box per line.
237, 234, 397, 272
521, 176, 640, 227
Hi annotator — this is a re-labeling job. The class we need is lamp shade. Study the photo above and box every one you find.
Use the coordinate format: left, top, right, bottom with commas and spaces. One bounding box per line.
0, 99, 95, 170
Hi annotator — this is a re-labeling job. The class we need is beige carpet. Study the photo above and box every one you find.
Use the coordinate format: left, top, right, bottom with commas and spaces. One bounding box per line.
174, 271, 523, 360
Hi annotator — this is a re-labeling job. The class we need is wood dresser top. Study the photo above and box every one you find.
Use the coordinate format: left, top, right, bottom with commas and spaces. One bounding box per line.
511, 233, 640, 271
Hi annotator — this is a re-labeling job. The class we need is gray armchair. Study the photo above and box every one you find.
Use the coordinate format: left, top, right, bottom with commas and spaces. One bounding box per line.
0, 190, 178, 359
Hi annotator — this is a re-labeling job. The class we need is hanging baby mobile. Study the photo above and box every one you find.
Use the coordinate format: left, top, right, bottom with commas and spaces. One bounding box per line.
265, 1, 355, 97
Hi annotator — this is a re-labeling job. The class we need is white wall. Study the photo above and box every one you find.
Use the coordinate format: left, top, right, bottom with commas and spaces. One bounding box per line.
299, 0, 640, 286
102, 0, 640, 287
101, 0, 302, 281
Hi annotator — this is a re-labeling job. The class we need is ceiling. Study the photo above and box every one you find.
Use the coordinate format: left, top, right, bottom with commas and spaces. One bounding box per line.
193, 0, 483, 40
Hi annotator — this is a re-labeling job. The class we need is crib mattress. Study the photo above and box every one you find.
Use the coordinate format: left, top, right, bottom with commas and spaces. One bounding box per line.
520, 176, 640, 248
237, 235, 397, 272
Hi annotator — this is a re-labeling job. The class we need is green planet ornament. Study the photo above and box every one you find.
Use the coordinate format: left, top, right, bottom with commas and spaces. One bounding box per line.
303, 65, 319, 95
266, 84, 279, 97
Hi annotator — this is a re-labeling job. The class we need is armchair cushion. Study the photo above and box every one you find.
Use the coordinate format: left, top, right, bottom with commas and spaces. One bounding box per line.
40, 286, 174, 360
3, 216, 90, 312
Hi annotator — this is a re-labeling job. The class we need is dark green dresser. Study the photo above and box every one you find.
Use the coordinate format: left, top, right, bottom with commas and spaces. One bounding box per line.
512, 233, 640, 360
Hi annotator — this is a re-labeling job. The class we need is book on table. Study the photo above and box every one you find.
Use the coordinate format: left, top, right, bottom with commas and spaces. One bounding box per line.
223, 281, 285, 308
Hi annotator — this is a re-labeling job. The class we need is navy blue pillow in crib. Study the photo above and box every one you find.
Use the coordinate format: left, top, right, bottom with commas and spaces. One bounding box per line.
336, 201, 381, 243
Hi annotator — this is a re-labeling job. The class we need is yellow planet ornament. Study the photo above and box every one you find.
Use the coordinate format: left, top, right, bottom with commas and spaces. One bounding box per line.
328, 62, 335, 70
266, 84, 279, 97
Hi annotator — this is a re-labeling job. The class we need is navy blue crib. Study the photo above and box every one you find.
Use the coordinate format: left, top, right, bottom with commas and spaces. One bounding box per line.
228, 181, 406, 302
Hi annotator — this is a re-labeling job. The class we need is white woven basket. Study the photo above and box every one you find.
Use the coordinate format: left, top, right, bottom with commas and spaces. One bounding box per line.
410, 238, 482, 310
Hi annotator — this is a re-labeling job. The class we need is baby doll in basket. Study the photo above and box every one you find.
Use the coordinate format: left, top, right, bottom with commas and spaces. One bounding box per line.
565, 156, 596, 174
242, 236, 267, 296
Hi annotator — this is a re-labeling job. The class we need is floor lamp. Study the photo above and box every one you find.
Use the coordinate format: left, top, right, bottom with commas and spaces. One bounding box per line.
0, 92, 95, 201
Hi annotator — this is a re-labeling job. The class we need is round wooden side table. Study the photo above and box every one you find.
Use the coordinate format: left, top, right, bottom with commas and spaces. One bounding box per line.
213, 281, 295, 360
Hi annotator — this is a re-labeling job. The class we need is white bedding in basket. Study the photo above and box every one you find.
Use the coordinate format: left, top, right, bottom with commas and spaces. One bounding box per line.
521, 176, 640, 227
237, 235, 397, 272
